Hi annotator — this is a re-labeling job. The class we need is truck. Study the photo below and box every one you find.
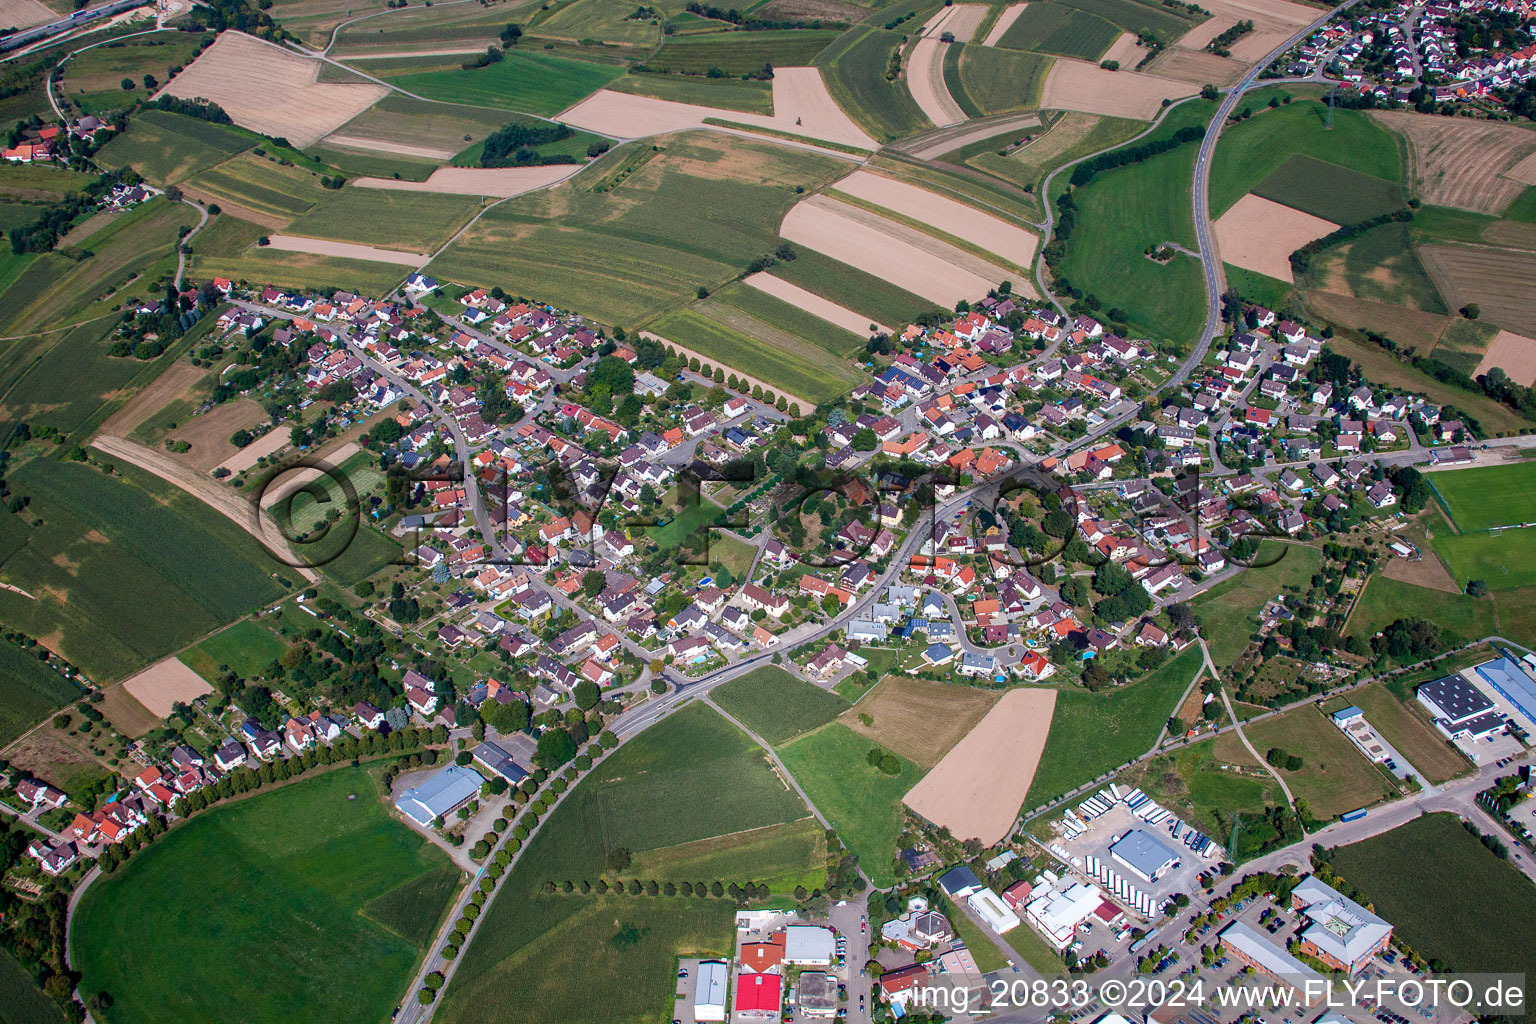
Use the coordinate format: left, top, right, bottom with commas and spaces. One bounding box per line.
1341, 808, 1368, 823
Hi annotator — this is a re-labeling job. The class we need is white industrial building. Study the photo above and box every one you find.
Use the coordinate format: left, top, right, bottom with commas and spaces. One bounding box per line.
967, 888, 1021, 933
1025, 879, 1104, 950
784, 924, 836, 965
694, 959, 727, 1022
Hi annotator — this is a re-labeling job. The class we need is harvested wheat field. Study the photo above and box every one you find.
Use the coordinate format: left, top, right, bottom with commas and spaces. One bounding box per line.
1214, 193, 1337, 282
781, 194, 1007, 306
1372, 110, 1536, 215
1504, 150, 1536, 187
167, 397, 269, 473
840, 676, 998, 768
100, 361, 204, 437
935, 2, 989, 41
99, 682, 163, 738
830, 168, 1040, 272
121, 656, 213, 718
908, 35, 966, 127
0, 0, 56, 31
156, 32, 388, 148
266, 234, 428, 266
1150, 46, 1246, 87
1172, 0, 1315, 62
1420, 243, 1536, 339
1474, 329, 1536, 386
1039, 59, 1195, 120
742, 271, 891, 335
983, 2, 1028, 46
1100, 32, 1145, 68
563, 69, 874, 149
354, 164, 583, 197
903, 687, 1057, 844
1304, 291, 1449, 352
322, 134, 460, 161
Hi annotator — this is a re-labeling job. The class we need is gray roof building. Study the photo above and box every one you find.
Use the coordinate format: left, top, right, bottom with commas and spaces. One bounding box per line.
1109, 828, 1179, 882
394, 764, 484, 827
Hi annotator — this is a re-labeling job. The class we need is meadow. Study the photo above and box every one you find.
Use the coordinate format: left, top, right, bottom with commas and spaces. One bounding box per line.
94, 109, 254, 184
770, 246, 945, 327
1209, 99, 1403, 219
1343, 573, 1536, 650
815, 27, 931, 142
185, 152, 327, 222
285, 189, 484, 252
1431, 529, 1536, 592
332, 1, 548, 51
58, 33, 202, 95
777, 721, 923, 888
317, 522, 405, 588
73, 768, 458, 1024
1025, 647, 1202, 807
0, 639, 82, 747
711, 665, 850, 746
995, 2, 1118, 59
647, 307, 863, 404
951, 44, 1052, 116
189, 247, 411, 298
1056, 0, 1199, 42
1328, 812, 1536, 979
1224, 264, 1294, 311
1334, 683, 1470, 784
1308, 221, 1445, 312
0, 457, 286, 683
528, 0, 674, 46
383, 50, 624, 116
1251, 154, 1405, 225
1122, 738, 1279, 854
628, 817, 828, 892
1426, 460, 1536, 532
605, 72, 774, 113
438, 703, 815, 1024
1192, 541, 1322, 668
649, 29, 842, 73
178, 618, 290, 682
427, 133, 845, 326
1223, 706, 1393, 819
967, 111, 1142, 196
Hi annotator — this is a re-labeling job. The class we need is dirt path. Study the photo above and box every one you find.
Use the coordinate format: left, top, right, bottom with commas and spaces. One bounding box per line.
90, 435, 319, 583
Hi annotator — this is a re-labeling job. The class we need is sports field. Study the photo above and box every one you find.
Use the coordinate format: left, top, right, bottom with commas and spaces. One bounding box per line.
777, 722, 921, 888
73, 768, 460, 1024
711, 665, 850, 746
1026, 647, 1202, 807
1328, 812, 1536, 979
0, 458, 285, 683
1430, 529, 1536, 592
383, 50, 624, 116
1218, 706, 1391, 820
438, 703, 815, 1024
1427, 460, 1536, 532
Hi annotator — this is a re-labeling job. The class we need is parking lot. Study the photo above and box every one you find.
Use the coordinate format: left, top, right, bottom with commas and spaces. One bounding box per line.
1053, 802, 1214, 916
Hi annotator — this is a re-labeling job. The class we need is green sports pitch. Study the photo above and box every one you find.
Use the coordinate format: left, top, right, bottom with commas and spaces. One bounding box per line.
1428, 460, 1536, 532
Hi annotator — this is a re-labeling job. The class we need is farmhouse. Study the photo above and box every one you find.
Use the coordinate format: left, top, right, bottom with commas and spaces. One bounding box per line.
394, 764, 485, 827
1290, 875, 1393, 975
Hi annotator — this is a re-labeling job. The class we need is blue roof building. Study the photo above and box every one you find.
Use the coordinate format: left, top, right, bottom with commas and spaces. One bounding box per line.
1475, 657, 1536, 728
394, 764, 484, 827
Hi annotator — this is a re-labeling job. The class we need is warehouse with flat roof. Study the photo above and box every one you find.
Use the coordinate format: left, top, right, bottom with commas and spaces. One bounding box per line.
1417, 673, 1504, 739
694, 960, 727, 1022
1109, 828, 1180, 882
1475, 658, 1536, 729
393, 764, 484, 827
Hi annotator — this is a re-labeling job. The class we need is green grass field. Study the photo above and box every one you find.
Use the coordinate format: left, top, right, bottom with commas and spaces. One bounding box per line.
628, 817, 827, 892
384, 50, 624, 116
769, 247, 945, 327
1210, 100, 1403, 219
94, 109, 255, 184
709, 279, 868, 357
1223, 263, 1294, 311
0, 949, 65, 1024
1310, 221, 1446, 313
816, 27, 931, 142
995, 2, 1118, 59
953, 44, 1052, 116
0, 458, 286, 683
178, 619, 289, 682
1342, 683, 1471, 784
285, 188, 484, 252
777, 721, 923, 888
1056, 0, 1198, 42
1236, 706, 1393, 819
1193, 542, 1323, 668
1431, 529, 1536, 592
605, 72, 774, 113
190, 247, 411, 298
438, 702, 814, 1024
0, 639, 81, 747
318, 523, 405, 588
1127, 739, 1279, 847
712, 665, 851, 746
967, 110, 1141, 195
649, 29, 841, 73
1328, 812, 1536, 978
428, 133, 844, 326
647, 307, 863, 404
1252, 154, 1405, 225
1027, 647, 1202, 807
1427, 460, 1536, 532
73, 768, 458, 1024
0, 162, 97, 203
185, 152, 327, 221
362, 863, 464, 945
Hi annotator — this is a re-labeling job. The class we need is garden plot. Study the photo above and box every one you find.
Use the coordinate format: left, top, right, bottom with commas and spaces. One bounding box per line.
1373, 110, 1536, 215
781, 193, 1008, 306
155, 31, 388, 148
742, 272, 891, 335
903, 687, 1056, 845
1171, 0, 1316, 63
1214, 193, 1337, 283
1474, 329, 1536, 387
120, 655, 213, 718
1038, 58, 1195, 120
982, 2, 1028, 46
563, 68, 875, 149
352, 164, 583, 197
830, 167, 1040, 273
